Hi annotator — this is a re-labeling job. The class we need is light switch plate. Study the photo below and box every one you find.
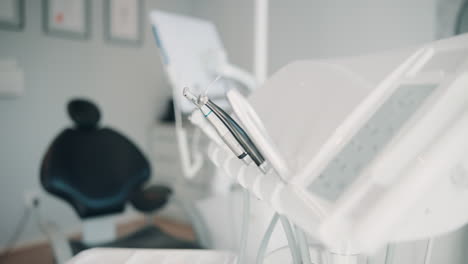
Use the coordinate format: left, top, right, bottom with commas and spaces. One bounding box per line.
0, 69, 24, 97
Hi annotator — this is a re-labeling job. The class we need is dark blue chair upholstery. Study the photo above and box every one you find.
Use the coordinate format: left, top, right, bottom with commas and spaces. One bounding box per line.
41, 127, 151, 218
40, 99, 201, 254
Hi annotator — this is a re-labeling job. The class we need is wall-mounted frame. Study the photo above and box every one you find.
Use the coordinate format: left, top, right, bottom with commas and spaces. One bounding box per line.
0, 0, 25, 31
104, 0, 143, 46
43, 0, 91, 40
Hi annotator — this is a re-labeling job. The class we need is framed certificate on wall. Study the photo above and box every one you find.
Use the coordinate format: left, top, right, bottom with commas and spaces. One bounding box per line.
43, 0, 90, 39
104, 0, 143, 46
0, 0, 24, 31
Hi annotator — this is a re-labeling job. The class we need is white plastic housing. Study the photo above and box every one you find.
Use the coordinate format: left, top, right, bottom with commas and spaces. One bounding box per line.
225, 33, 468, 254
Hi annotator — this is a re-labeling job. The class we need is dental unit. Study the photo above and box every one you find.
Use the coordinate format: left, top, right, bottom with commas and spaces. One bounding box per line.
67, 11, 468, 264
148, 8, 468, 264
178, 32, 468, 264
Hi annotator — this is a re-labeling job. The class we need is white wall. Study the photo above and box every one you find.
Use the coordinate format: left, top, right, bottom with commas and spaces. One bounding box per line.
268, 0, 437, 72
191, 0, 254, 73
0, 0, 191, 248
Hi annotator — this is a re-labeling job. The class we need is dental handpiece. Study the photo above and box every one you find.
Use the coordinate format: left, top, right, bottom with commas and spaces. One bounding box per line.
184, 88, 252, 165
204, 100, 269, 173
184, 87, 270, 174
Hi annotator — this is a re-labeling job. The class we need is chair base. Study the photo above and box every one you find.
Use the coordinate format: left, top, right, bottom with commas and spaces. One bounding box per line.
70, 225, 202, 255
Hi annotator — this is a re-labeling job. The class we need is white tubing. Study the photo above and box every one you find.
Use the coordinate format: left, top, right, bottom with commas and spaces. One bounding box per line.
256, 213, 280, 264
423, 238, 434, 264
384, 244, 395, 264
295, 225, 313, 264
238, 189, 251, 264
257, 216, 302, 264
280, 216, 301, 264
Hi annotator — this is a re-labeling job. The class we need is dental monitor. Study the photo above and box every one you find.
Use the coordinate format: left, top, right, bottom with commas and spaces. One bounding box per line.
150, 10, 229, 113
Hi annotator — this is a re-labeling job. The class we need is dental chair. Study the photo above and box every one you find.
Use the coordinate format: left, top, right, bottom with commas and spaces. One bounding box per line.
40, 99, 201, 261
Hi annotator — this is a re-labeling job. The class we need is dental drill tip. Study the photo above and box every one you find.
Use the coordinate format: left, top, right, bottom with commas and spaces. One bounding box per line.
183, 87, 198, 103
183, 87, 190, 97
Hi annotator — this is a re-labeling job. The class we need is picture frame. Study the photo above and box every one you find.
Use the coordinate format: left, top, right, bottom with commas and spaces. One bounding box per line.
104, 0, 143, 46
43, 0, 91, 40
0, 0, 25, 31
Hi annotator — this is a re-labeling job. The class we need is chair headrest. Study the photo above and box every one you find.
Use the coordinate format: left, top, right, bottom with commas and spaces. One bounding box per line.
67, 99, 101, 129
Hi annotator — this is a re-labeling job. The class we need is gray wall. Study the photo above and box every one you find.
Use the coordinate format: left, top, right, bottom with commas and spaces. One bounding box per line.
0, 0, 191, 247
192, 0, 436, 75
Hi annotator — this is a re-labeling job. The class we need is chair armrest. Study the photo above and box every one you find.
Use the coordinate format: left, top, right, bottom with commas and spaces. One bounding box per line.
130, 185, 172, 213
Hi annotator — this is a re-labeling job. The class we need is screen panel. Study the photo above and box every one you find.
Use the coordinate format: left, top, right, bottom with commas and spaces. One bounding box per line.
308, 83, 437, 201
150, 11, 228, 113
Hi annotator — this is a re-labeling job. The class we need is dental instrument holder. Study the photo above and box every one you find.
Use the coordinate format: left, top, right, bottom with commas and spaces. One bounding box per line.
224, 34, 468, 264
183, 87, 269, 174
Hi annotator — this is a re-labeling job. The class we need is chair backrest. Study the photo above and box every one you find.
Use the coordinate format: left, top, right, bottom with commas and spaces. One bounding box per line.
40, 99, 150, 219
